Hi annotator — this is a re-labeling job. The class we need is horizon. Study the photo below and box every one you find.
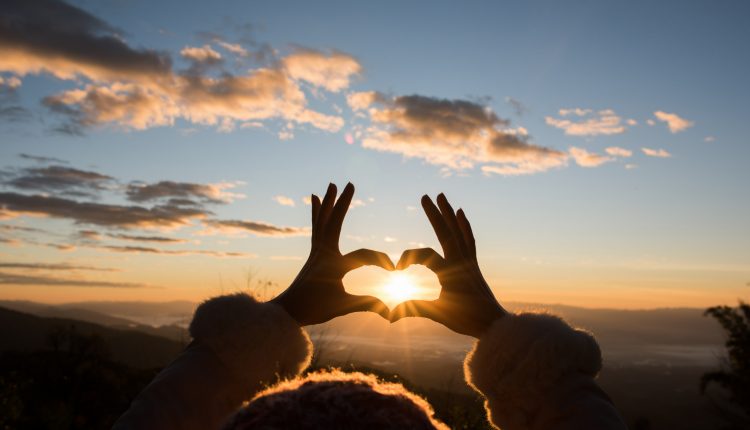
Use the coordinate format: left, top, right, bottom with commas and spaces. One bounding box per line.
1, 0, 749, 310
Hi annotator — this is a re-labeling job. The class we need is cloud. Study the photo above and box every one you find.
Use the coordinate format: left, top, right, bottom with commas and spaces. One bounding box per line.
0, 262, 117, 271
0, 192, 210, 229
1, 1, 356, 135
653, 111, 693, 133
108, 233, 186, 243
347, 91, 380, 111
125, 180, 243, 204
357, 93, 567, 174
545, 108, 627, 136
180, 45, 222, 63
704, 136, 716, 143
273, 195, 296, 207
569, 147, 612, 167
203, 219, 309, 237
505, 96, 527, 116
3, 165, 114, 197
215, 40, 249, 57
282, 48, 361, 92
0, 0, 172, 83
0, 271, 151, 288
98, 245, 251, 258
0, 76, 22, 89
641, 148, 672, 158
605, 146, 633, 157
18, 153, 69, 164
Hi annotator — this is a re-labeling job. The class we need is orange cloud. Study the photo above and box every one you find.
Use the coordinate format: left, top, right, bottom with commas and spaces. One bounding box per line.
653, 111, 693, 133
282, 49, 361, 92
605, 146, 633, 157
545, 108, 627, 136
569, 147, 612, 167
180, 45, 222, 63
1, 1, 356, 135
641, 148, 672, 158
358, 94, 567, 175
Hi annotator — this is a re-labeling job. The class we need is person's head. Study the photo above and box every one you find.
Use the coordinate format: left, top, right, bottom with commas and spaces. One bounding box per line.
223, 369, 448, 429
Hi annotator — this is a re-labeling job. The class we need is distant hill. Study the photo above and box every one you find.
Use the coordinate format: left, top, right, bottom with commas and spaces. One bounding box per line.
0, 300, 190, 343
0, 306, 184, 369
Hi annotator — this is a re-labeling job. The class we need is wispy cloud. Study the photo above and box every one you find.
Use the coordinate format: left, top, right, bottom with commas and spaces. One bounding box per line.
202, 219, 309, 237
0, 262, 118, 271
2, 165, 114, 197
569, 147, 612, 167
605, 146, 633, 157
0, 271, 152, 288
0, 192, 210, 229
273, 195, 296, 207
653, 111, 693, 133
545, 108, 627, 136
126, 180, 244, 204
98, 245, 251, 258
18, 154, 69, 164
641, 147, 672, 158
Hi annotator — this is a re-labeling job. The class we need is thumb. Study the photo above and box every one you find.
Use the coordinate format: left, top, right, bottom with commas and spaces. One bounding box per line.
390, 300, 441, 324
340, 294, 390, 320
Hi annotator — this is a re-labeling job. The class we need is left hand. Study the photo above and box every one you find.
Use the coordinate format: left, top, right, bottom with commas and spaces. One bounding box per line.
270, 183, 394, 326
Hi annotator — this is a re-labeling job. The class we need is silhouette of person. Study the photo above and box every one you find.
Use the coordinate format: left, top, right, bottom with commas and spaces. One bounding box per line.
114, 183, 627, 430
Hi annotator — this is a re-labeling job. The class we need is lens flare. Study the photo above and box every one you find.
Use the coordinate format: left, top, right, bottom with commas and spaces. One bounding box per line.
381, 272, 417, 306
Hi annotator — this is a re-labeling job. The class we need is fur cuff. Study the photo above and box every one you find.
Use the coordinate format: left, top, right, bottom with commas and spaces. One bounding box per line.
464, 313, 602, 429
190, 293, 312, 387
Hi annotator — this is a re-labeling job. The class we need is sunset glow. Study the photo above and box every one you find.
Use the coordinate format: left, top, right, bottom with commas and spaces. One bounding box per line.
380, 273, 419, 307
0, 0, 747, 310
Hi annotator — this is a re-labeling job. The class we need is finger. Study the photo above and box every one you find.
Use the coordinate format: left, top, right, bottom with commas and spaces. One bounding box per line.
340, 294, 390, 320
390, 299, 442, 323
456, 208, 477, 261
311, 194, 321, 244
421, 195, 459, 257
327, 182, 354, 245
396, 248, 445, 271
344, 248, 395, 271
316, 183, 337, 233
436, 193, 469, 257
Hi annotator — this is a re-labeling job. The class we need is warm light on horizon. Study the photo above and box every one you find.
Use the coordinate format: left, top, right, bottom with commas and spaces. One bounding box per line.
380, 272, 419, 307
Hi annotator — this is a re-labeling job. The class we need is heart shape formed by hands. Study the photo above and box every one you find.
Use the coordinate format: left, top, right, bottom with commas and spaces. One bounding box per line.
271, 182, 507, 338
342, 264, 440, 309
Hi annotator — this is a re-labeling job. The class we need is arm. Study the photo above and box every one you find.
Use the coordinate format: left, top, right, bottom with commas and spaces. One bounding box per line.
465, 312, 627, 430
113, 295, 311, 430
392, 193, 627, 430
114, 183, 392, 429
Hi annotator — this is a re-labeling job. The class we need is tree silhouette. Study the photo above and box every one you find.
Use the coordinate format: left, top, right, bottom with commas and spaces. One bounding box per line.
702, 301, 750, 428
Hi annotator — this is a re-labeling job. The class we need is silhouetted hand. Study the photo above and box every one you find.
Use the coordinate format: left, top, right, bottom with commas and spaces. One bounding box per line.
390, 194, 507, 338
271, 183, 394, 326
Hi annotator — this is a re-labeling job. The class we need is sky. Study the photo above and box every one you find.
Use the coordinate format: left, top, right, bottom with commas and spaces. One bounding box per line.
0, 0, 748, 309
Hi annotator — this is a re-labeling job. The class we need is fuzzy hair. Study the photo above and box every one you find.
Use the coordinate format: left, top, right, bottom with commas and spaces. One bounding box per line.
189, 293, 312, 388
222, 369, 449, 430
464, 312, 602, 429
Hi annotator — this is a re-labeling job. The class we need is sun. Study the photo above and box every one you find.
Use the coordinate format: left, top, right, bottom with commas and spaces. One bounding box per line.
381, 273, 418, 306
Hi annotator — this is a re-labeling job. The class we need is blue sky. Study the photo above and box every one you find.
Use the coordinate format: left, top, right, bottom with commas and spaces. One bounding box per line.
0, 0, 748, 307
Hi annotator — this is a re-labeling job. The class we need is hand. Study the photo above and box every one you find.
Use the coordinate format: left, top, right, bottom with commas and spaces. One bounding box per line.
271, 183, 394, 326
390, 193, 507, 338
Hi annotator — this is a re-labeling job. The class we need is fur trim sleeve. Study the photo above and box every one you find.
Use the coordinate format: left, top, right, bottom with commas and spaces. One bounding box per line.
464, 313, 625, 430
190, 293, 312, 386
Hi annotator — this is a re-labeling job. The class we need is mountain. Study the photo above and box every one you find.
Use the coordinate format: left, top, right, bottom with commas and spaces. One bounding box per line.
0, 306, 184, 369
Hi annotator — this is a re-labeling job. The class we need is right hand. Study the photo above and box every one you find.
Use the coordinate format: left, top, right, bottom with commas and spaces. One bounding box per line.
390, 193, 507, 338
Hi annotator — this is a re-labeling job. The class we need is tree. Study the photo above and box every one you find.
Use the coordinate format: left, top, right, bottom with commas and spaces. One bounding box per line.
702, 301, 750, 428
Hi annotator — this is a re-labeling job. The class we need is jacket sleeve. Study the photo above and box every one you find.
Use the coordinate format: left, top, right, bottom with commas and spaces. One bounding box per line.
463, 312, 628, 430
113, 293, 312, 430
